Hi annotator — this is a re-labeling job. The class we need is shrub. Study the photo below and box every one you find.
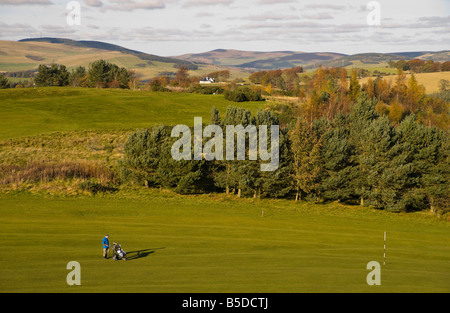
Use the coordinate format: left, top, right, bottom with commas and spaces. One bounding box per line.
79, 179, 118, 195
224, 87, 264, 102
190, 85, 224, 95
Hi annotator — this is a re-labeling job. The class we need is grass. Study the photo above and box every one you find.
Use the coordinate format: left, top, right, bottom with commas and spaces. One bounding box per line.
0, 86, 448, 293
0, 190, 449, 293
0, 87, 266, 140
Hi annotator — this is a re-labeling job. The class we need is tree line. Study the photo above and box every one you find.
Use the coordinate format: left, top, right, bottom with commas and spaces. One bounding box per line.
0, 60, 138, 89
33, 60, 137, 89
295, 67, 449, 130
388, 59, 450, 73
120, 96, 448, 214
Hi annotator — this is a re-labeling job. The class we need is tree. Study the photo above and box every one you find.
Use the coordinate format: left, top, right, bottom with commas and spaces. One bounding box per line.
224, 87, 263, 102
0, 74, 9, 89
173, 65, 190, 87
393, 68, 407, 103
348, 69, 360, 102
255, 109, 292, 199
157, 140, 212, 194
350, 94, 419, 212
35, 64, 69, 87
127, 70, 141, 90
404, 74, 425, 113
398, 116, 449, 214
407, 59, 425, 73
319, 113, 358, 202
440, 61, 450, 71
119, 125, 168, 187
290, 117, 323, 201
439, 79, 449, 92
350, 93, 379, 206
88, 59, 129, 88
69, 66, 87, 87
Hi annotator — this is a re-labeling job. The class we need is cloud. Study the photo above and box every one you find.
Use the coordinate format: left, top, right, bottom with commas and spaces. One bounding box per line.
0, 22, 36, 35
103, 0, 165, 11
257, 0, 296, 4
246, 13, 300, 21
182, 0, 234, 8
84, 0, 103, 7
301, 13, 334, 20
304, 4, 347, 10
381, 16, 450, 29
0, 0, 52, 4
40, 24, 78, 35
195, 11, 214, 17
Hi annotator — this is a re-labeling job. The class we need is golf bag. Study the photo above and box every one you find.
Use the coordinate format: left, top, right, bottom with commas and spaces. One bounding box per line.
112, 242, 127, 261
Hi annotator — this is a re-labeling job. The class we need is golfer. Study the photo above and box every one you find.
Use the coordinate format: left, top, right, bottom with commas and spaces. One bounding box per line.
102, 234, 110, 259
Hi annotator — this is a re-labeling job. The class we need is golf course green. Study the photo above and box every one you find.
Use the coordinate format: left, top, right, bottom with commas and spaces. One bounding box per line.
1, 191, 449, 293
0, 87, 449, 293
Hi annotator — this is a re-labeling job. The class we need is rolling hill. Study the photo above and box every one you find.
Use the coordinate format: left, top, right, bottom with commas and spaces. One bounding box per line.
1, 38, 449, 79
175, 49, 450, 71
174, 49, 345, 69
0, 38, 242, 81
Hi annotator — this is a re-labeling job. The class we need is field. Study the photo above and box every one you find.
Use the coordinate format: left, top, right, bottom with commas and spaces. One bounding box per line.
1, 191, 449, 293
359, 71, 450, 94
0, 87, 265, 140
0, 87, 449, 293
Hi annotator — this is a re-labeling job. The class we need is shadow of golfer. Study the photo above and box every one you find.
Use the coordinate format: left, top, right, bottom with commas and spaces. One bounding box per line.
125, 247, 165, 261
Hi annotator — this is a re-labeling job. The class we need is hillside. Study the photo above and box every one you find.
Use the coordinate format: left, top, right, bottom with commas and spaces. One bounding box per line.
0, 87, 265, 140
175, 49, 450, 71
0, 39, 241, 81
175, 49, 345, 69
308, 51, 450, 70
1, 38, 449, 79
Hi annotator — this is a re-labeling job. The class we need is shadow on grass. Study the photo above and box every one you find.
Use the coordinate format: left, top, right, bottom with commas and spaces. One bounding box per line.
125, 247, 165, 261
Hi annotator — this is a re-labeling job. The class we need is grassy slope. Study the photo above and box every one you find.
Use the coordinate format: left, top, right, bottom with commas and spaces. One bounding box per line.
0, 40, 239, 81
0, 87, 265, 140
0, 191, 449, 293
0, 87, 449, 293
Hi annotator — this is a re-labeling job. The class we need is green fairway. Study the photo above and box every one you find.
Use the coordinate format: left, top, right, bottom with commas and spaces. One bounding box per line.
0, 87, 449, 293
1, 191, 449, 293
0, 87, 264, 140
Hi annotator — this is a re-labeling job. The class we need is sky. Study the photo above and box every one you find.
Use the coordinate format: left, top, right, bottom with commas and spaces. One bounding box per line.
0, 0, 449, 56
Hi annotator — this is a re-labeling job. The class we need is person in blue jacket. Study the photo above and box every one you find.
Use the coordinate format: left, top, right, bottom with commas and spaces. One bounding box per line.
102, 234, 110, 259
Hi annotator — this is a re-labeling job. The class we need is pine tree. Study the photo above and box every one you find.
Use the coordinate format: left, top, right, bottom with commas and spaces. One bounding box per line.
398, 115, 449, 213
319, 113, 358, 202
120, 125, 167, 187
290, 117, 323, 201
0, 74, 9, 89
350, 93, 379, 206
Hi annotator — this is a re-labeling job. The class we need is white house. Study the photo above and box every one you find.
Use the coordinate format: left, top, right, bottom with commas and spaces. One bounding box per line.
199, 77, 215, 84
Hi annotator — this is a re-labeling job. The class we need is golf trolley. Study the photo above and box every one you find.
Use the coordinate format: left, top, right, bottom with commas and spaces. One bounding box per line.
112, 242, 127, 261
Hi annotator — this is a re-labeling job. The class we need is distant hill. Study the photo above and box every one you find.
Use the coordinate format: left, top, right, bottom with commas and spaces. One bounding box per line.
0, 38, 235, 81
18, 37, 191, 66
174, 49, 345, 69
1, 38, 448, 79
175, 49, 450, 71
306, 53, 402, 69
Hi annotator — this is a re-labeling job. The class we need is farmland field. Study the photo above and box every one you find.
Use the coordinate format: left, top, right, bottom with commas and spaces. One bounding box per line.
359, 71, 450, 94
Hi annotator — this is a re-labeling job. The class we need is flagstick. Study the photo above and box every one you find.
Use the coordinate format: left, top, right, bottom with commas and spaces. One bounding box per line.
383, 231, 386, 266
